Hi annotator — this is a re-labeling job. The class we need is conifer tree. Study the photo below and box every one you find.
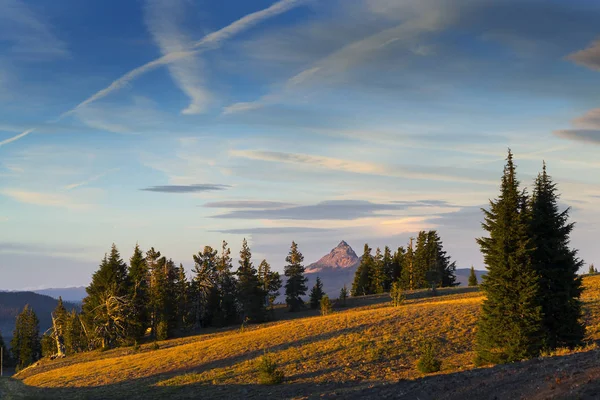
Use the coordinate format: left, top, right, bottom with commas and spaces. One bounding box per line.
413, 232, 430, 289
284, 241, 308, 312
468, 266, 478, 286
382, 246, 394, 292
174, 264, 191, 332
236, 239, 266, 323
352, 244, 374, 296
11, 305, 41, 370
258, 259, 282, 314
82, 244, 130, 349
64, 310, 86, 354
51, 297, 68, 356
192, 246, 219, 328
127, 244, 149, 341
392, 247, 405, 284
589, 264, 596, 275
309, 277, 325, 309
400, 239, 415, 290
476, 150, 543, 364
216, 241, 239, 326
339, 285, 348, 307
370, 247, 385, 294
529, 163, 584, 349
426, 231, 458, 288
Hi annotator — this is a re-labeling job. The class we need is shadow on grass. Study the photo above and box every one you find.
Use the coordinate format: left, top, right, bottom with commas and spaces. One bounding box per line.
7, 348, 600, 400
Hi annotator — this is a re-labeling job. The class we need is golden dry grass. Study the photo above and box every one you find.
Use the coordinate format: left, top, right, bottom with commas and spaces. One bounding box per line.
6, 275, 600, 399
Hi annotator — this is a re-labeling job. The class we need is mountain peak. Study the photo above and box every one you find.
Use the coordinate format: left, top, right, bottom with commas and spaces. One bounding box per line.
306, 241, 359, 273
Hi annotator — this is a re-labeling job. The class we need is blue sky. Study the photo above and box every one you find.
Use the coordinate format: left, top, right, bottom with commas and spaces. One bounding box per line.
1, 0, 600, 289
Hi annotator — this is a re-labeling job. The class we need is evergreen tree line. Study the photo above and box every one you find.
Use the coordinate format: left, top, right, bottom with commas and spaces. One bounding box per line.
476, 151, 584, 364
351, 231, 457, 297
8, 239, 313, 365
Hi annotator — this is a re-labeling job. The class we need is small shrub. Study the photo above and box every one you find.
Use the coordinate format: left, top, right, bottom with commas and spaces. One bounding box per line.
390, 281, 405, 307
156, 320, 169, 341
257, 352, 284, 385
416, 339, 442, 373
132, 340, 140, 352
320, 295, 333, 316
151, 341, 160, 351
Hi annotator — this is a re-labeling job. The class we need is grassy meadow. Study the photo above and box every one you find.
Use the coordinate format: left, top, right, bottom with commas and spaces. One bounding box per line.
2, 276, 600, 399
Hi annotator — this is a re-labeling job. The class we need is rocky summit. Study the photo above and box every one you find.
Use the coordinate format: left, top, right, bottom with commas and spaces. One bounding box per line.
306, 240, 360, 273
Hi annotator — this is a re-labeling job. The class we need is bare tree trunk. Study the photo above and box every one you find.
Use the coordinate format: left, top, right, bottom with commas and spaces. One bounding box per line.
51, 313, 66, 357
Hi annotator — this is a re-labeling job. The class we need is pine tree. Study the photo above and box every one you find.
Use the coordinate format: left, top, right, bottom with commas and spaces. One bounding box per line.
400, 239, 415, 290
339, 285, 348, 307
530, 163, 584, 349
258, 259, 282, 315
64, 310, 86, 354
426, 231, 458, 288
382, 246, 394, 292
413, 232, 430, 289
476, 150, 543, 364
352, 244, 374, 296
11, 305, 41, 370
309, 277, 325, 309
284, 241, 308, 312
236, 239, 266, 323
82, 244, 131, 349
392, 247, 405, 284
370, 247, 385, 294
192, 246, 219, 328
589, 264, 596, 275
51, 297, 68, 356
174, 264, 191, 332
216, 241, 239, 326
468, 266, 478, 286
127, 244, 149, 341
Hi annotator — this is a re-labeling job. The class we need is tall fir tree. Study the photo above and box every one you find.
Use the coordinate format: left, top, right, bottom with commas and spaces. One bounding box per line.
11, 305, 41, 370
216, 241, 239, 326
400, 239, 415, 290
530, 163, 584, 349
476, 150, 543, 364
351, 244, 374, 296
51, 297, 68, 356
258, 259, 282, 314
426, 231, 458, 288
192, 246, 219, 328
64, 310, 86, 354
284, 241, 308, 312
392, 247, 405, 284
127, 244, 149, 341
468, 266, 478, 286
370, 247, 385, 294
382, 246, 394, 292
174, 263, 191, 332
82, 244, 130, 349
0, 329, 11, 367
236, 239, 266, 323
413, 232, 430, 289
309, 277, 325, 309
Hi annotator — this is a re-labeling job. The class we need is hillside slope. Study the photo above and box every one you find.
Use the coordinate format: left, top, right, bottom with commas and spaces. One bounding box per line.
4, 275, 600, 399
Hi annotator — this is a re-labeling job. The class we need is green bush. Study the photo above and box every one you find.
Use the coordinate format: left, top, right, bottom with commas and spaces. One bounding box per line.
390, 281, 405, 307
416, 339, 442, 373
320, 295, 333, 316
257, 352, 284, 385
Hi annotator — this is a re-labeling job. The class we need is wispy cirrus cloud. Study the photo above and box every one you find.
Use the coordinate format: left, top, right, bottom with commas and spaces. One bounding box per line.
140, 184, 231, 193
65, 168, 120, 190
0, 189, 92, 210
204, 200, 294, 209
231, 149, 496, 185
144, 0, 211, 115
0, 0, 69, 60
211, 199, 455, 221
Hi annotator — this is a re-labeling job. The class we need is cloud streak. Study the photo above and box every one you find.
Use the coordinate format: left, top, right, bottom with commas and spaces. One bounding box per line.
0, 129, 34, 147
204, 201, 294, 209
144, 0, 211, 115
140, 184, 231, 193
568, 38, 600, 71
231, 149, 496, 185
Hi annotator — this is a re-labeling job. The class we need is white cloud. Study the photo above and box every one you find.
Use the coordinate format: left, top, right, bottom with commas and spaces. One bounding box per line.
1, 189, 93, 210
144, 0, 211, 115
0, 129, 34, 147
231, 149, 495, 185
0, 0, 69, 59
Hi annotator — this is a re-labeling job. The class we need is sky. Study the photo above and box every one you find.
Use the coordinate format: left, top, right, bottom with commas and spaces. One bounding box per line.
1, 0, 600, 290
